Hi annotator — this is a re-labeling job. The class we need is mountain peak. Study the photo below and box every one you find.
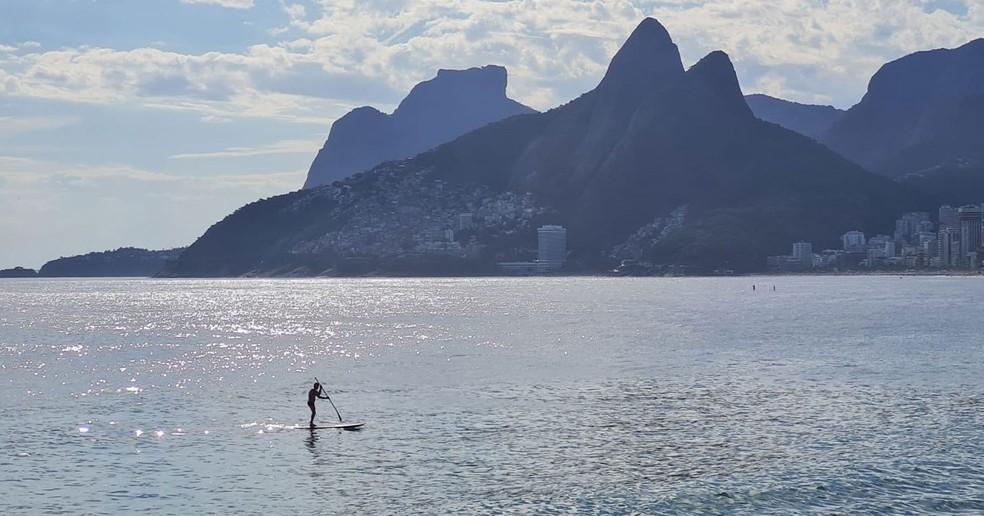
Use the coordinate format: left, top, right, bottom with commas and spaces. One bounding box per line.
435, 64, 507, 83
598, 17, 683, 92
626, 17, 674, 47
687, 51, 752, 119
397, 65, 510, 115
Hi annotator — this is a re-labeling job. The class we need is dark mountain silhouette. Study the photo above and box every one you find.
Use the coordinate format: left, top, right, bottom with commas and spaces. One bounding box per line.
40, 247, 185, 277
745, 94, 843, 140
822, 39, 984, 178
302, 65, 535, 188
0, 267, 38, 278
163, 18, 924, 277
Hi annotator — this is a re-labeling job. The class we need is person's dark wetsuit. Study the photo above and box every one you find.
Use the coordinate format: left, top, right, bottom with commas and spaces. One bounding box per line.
308, 382, 329, 428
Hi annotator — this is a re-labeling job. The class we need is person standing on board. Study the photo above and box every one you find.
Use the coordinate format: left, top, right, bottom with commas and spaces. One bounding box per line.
307, 382, 329, 428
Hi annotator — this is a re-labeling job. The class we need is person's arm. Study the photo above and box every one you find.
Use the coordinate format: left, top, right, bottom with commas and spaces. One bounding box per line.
317, 386, 329, 399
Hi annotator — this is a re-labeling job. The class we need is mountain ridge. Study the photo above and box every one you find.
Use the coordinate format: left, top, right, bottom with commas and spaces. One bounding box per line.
302, 65, 535, 189
40, 247, 185, 277
745, 94, 844, 140
822, 38, 984, 176
163, 18, 926, 277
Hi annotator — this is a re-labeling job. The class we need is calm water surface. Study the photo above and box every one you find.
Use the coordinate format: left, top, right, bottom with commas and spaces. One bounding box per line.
1, 277, 982, 514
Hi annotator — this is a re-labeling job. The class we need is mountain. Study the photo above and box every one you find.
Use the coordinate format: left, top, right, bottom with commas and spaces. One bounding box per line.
39, 247, 185, 277
163, 18, 924, 277
745, 94, 843, 140
822, 39, 984, 180
0, 267, 38, 278
302, 65, 536, 188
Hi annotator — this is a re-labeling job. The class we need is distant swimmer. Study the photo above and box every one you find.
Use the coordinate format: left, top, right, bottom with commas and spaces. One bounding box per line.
307, 382, 329, 428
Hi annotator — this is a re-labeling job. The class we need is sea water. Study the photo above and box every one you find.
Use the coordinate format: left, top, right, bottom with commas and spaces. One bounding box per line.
1, 276, 982, 514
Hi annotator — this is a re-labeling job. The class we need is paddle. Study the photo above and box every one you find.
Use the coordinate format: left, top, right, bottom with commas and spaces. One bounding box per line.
314, 376, 344, 423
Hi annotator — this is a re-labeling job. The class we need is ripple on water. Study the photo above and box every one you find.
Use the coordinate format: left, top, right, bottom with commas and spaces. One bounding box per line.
0, 277, 983, 514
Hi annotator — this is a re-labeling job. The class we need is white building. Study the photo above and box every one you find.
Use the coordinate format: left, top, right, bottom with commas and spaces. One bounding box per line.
792, 242, 813, 265
537, 225, 567, 268
841, 230, 866, 252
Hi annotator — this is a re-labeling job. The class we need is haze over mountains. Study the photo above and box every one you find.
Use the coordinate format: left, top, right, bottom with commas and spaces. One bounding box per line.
823, 39, 984, 176
162, 18, 923, 277
821, 39, 984, 203
749, 39, 984, 204
744, 94, 843, 141
303, 65, 535, 188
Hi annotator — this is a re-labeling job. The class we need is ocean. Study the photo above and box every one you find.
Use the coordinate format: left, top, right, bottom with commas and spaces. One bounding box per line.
1, 276, 982, 514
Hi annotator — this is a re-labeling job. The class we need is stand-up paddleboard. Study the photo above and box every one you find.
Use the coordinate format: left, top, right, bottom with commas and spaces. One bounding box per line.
307, 377, 363, 430
301, 422, 365, 430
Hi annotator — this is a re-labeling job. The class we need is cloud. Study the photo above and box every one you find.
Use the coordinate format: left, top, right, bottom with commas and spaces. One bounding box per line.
179, 0, 255, 9
169, 137, 323, 159
1, 1, 983, 119
0, 45, 363, 123
0, 115, 79, 139
0, 155, 304, 268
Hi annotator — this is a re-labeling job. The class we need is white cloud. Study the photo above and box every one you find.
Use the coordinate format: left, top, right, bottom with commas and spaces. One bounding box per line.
0, 115, 79, 139
0, 45, 365, 123
180, 0, 255, 9
2, 0, 981, 119
169, 137, 324, 159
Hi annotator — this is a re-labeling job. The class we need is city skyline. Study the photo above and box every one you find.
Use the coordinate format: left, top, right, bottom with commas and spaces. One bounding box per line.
771, 203, 984, 272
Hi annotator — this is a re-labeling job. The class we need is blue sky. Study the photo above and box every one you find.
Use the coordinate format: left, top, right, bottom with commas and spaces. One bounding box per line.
1, 0, 981, 269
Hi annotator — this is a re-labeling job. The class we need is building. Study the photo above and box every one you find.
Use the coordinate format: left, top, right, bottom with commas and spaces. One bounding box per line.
841, 230, 866, 252
820, 249, 847, 268
958, 205, 982, 268
867, 235, 893, 254
938, 227, 960, 268
884, 240, 896, 258
496, 224, 568, 275
939, 205, 959, 229
457, 213, 475, 231
537, 225, 567, 268
894, 212, 931, 244
791, 242, 813, 266
496, 261, 546, 275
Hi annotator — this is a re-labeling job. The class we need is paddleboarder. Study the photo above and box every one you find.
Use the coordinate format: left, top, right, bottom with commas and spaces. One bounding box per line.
307, 382, 330, 428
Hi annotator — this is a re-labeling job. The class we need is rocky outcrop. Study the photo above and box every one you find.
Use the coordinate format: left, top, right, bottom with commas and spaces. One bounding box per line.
0, 267, 38, 278
302, 65, 535, 188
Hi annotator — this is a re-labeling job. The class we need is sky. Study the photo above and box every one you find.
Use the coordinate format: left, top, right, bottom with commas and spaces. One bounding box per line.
1, 0, 982, 269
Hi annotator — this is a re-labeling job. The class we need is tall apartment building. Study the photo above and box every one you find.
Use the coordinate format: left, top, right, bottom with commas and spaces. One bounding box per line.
958, 205, 982, 267
537, 225, 567, 268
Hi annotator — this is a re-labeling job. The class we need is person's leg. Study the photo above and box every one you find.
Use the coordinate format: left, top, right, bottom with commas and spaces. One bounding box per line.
309, 403, 316, 427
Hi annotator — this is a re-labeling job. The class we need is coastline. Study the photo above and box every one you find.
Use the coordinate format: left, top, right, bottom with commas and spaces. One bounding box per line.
4, 270, 984, 280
